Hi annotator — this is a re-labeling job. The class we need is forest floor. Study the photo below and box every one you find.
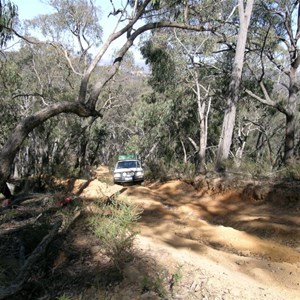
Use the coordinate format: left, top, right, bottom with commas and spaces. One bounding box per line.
1, 166, 300, 299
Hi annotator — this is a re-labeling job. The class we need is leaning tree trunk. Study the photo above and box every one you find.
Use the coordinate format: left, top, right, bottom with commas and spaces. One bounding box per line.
0, 101, 96, 192
215, 0, 254, 171
0, 1, 212, 194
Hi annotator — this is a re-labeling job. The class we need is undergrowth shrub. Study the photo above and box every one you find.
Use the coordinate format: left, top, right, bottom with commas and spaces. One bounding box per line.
52, 164, 80, 178
145, 159, 168, 181
169, 161, 196, 181
88, 197, 142, 270
235, 160, 271, 177
142, 272, 168, 298
220, 159, 272, 177
145, 159, 196, 182
278, 158, 300, 180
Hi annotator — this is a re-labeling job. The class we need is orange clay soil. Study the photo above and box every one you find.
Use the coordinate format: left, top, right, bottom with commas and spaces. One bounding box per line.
47, 166, 300, 299
121, 179, 300, 299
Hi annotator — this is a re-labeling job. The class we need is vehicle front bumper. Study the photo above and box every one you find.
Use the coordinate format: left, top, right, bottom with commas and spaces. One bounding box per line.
113, 171, 144, 184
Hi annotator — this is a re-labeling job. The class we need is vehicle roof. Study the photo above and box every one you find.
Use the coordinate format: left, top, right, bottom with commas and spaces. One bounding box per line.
117, 159, 140, 162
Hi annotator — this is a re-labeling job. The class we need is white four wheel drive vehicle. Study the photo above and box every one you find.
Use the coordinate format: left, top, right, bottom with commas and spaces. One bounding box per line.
113, 155, 144, 184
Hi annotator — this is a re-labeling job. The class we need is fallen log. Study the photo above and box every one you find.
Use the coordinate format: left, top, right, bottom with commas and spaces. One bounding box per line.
0, 206, 82, 299
0, 213, 42, 237
0, 219, 62, 299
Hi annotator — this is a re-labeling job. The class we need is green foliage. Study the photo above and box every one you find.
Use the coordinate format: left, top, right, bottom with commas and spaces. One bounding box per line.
26, 0, 102, 50
222, 159, 272, 177
145, 159, 169, 181
57, 294, 71, 300
88, 197, 142, 270
0, 37, 101, 176
172, 161, 196, 181
0, 0, 298, 182
0, 0, 18, 48
151, 0, 160, 9
170, 264, 183, 292
142, 272, 168, 298
278, 158, 300, 181
145, 158, 196, 182
140, 40, 176, 92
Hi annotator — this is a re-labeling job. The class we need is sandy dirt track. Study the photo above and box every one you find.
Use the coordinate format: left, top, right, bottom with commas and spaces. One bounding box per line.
119, 179, 300, 299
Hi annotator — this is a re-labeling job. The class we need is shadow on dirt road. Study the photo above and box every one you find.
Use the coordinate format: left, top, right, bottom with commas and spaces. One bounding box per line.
123, 180, 300, 299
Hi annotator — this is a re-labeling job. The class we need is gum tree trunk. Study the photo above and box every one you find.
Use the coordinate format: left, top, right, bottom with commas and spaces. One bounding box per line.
215, 0, 254, 171
284, 65, 299, 163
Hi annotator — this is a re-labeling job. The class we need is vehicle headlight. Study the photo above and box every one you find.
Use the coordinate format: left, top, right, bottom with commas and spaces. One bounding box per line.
114, 173, 121, 178
135, 171, 144, 176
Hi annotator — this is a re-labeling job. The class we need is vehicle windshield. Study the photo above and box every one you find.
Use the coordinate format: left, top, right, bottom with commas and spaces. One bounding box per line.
116, 160, 140, 169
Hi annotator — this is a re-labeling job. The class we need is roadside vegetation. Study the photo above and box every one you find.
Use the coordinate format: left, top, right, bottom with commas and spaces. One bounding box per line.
88, 196, 142, 270
0, 0, 299, 187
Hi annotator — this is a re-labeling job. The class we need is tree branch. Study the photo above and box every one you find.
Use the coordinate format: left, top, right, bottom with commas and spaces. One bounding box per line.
88, 21, 208, 109
187, 137, 199, 152
245, 84, 287, 115
0, 101, 101, 184
78, 0, 153, 103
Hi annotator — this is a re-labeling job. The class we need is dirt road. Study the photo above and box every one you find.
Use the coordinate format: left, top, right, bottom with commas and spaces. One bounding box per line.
120, 180, 300, 299
2, 167, 300, 299
29, 167, 299, 299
